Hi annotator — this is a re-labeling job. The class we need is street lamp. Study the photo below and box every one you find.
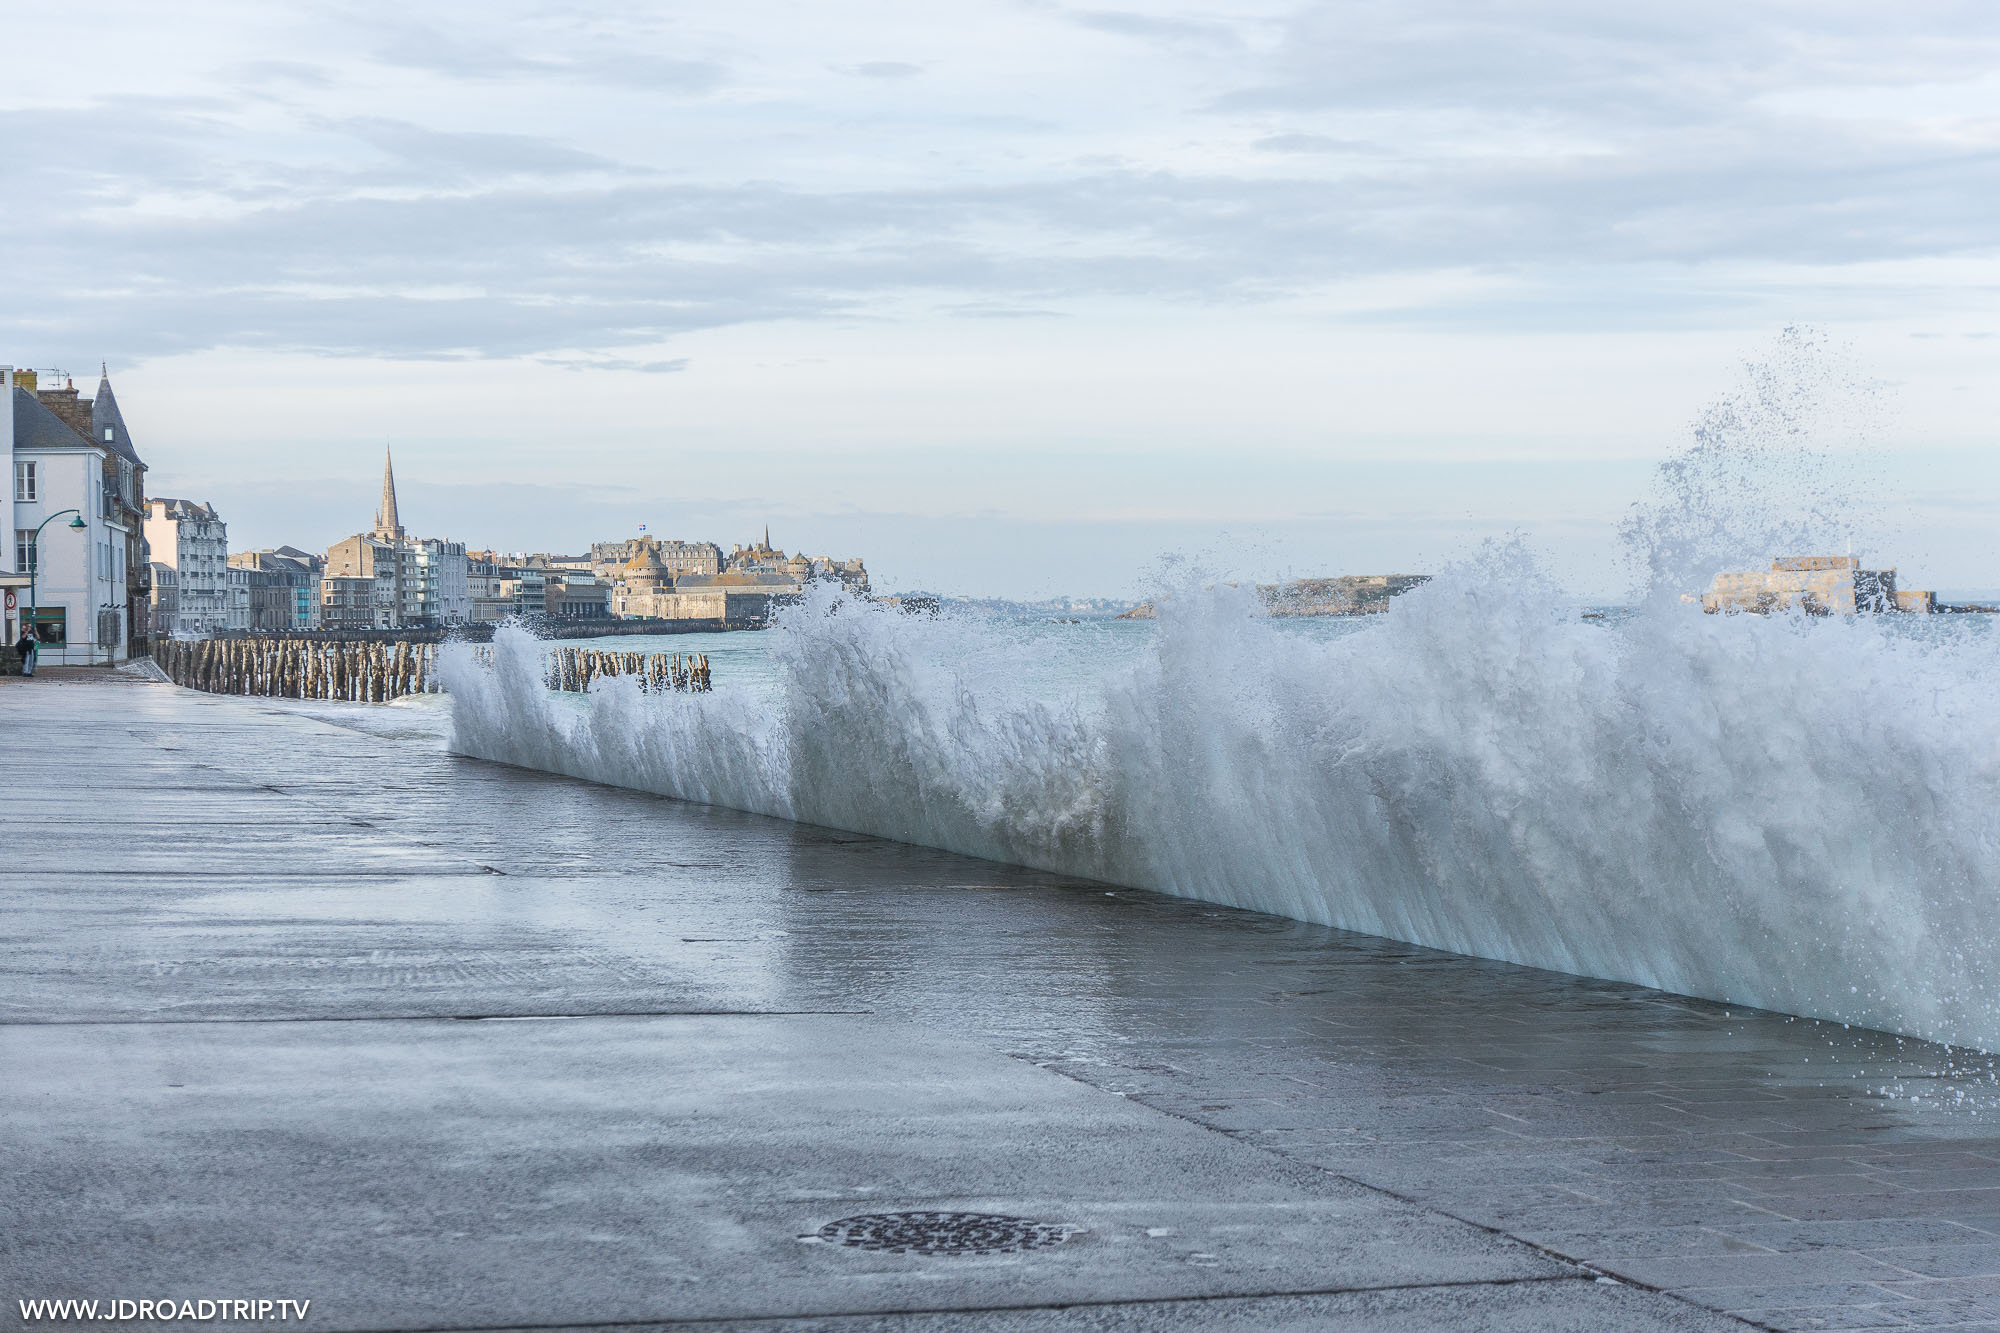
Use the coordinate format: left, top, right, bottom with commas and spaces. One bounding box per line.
25, 509, 88, 647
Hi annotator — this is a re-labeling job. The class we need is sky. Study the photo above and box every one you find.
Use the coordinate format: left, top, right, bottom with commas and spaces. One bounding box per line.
4, 1, 1999, 599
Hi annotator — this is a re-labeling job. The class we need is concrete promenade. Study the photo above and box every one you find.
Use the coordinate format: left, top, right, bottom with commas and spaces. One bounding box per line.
6, 677, 2000, 1331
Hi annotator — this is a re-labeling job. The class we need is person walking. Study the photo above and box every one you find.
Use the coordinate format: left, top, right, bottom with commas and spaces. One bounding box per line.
15, 627, 37, 678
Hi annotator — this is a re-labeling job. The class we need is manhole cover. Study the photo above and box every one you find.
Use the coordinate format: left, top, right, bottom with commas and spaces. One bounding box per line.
815, 1211, 1078, 1256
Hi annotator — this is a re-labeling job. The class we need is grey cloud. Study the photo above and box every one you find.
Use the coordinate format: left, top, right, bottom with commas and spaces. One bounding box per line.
9, 135, 2000, 363
230, 61, 334, 89
372, 22, 722, 92
371, 24, 543, 80
1251, 133, 1373, 154
1219, 1, 2000, 122
537, 356, 690, 373
332, 118, 622, 180
9, 2, 2000, 365
578, 50, 728, 92
849, 61, 924, 79
943, 303, 1066, 319
1071, 10, 1244, 51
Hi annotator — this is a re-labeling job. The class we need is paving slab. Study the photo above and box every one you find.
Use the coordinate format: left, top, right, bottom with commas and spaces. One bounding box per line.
1, 1013, 1578, 1330
464, 1279, 1750, 1331
8, 680, 2000, 1328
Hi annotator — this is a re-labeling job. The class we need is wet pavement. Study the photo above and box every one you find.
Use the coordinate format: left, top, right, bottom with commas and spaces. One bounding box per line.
6, 680, 2000, 1331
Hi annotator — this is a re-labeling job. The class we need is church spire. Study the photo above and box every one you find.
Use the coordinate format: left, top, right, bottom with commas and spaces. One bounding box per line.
374, 446, 403, 539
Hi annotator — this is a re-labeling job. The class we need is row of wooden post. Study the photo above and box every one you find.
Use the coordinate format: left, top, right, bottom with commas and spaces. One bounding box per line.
155, 638, 711, 702
156, 638, 442, 701
544, 647, 710, 694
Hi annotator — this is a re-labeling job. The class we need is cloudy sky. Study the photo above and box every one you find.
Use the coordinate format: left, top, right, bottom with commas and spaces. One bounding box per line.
5, 1, 1999, 597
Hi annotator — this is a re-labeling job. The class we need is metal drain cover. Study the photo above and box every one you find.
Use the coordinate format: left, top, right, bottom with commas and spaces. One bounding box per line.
816, 1211, 1078, 1256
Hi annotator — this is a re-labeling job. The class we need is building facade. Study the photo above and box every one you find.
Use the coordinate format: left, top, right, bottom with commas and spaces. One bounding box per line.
462, 550, 613, 622
410, 536, 469, 625
13, 369, 148, 663
591, 537, 723, 581
323, 536, 398, 629
0, 368, 28, 647
1702, 556, 1936, 616
547, 571, 611, 619
228, 548, 324, 631
609, 530, 865, 623
323, 451, 468, 628
146, 563, 177, 635
144, 497, 230, 636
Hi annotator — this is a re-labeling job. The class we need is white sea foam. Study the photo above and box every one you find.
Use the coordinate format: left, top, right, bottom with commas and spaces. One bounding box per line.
441, 565, 2000, 1050
441, 332, 2000, 1048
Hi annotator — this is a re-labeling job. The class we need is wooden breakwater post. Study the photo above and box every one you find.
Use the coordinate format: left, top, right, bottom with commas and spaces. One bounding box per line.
156, 637, 447, 702
542, 647, 710, 694
155, 638, 711, 701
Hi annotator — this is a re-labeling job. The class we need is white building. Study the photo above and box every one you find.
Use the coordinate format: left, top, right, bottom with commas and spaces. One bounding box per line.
0, 368, 30, 648
225, 563, 251, 632
144, 497, 230, 636
412, 536, 470, 625
11, 369, 146, 664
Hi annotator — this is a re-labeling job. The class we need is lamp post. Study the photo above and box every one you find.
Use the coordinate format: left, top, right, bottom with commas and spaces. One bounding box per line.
25, 508, 88, 647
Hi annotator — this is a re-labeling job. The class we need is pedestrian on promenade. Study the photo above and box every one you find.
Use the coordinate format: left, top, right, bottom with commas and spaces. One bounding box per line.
15, 627, 37, 677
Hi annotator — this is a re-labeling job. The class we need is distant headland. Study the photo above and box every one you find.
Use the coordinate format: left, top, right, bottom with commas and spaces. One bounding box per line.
1118, 574, 1431, 620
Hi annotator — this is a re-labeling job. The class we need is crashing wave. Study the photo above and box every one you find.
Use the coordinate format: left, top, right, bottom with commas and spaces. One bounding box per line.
442, 562, 2000, 1050
441, 330, 2000, 1048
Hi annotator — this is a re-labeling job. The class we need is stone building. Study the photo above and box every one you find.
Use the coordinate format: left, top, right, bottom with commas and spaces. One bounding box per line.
323, 535, 399, 629
609, 543, 675, 618
322, 572, 392, 629
91, 371, 151, 648
1702, 556, 1935, 616
462, 550, 611, 622
323, 450, 468, 628
592, 537, 723, 581
728, 528, 868, 595
609, 533, 817, 623
228, 547, 324, 631
548, 571, 612, 619
146, 563, 176, 635
225, 563, 251, 631
144, 497, 230, 637
466, 551, 511, 623
659, 570, 806, 622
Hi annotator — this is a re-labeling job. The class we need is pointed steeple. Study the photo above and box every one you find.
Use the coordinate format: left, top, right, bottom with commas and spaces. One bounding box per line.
374, 446, 403, 539
764, 524, 771, 550
92, 366, 141, 466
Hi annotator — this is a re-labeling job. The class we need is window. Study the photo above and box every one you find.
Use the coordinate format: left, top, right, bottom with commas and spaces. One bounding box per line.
104, 425, 116, 442
15, 531, 35, 574
14, 461, 36, 502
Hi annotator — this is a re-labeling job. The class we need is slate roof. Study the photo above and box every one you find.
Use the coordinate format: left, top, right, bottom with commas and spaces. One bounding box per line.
673, 571, 800, 590
92, 374, 145, 468
151, 497, 220, 520
12, 385, 95, 452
